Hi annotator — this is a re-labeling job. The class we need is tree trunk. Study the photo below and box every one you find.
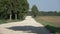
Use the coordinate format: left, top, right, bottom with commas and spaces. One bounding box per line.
15, 14, 17, 20
10, 14, 12, 21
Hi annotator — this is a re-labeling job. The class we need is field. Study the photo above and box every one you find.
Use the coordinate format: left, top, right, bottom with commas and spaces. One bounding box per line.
35, 16, 60, 34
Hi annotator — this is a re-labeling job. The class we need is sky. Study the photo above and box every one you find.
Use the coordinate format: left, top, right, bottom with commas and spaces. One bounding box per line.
27, 0, 60, 11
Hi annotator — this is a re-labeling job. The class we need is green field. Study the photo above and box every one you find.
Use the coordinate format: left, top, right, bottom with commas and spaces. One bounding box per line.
35, 16, 60, 34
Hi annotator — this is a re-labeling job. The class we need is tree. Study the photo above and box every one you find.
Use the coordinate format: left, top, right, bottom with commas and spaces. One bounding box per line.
31, 5, 39, 17
18, 0, 29, 20
0, 0, 10, 19
0, 0, 29, 20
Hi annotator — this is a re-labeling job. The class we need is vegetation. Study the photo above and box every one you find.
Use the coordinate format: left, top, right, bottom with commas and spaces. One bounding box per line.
0, 0, 29, 20
31, 5, 39, 17
38, 11, 60, 16
0, 0, 29, 24
0, 20, 7, 24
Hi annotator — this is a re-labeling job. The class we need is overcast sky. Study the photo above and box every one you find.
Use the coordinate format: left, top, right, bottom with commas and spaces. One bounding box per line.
28, 0, 60, 11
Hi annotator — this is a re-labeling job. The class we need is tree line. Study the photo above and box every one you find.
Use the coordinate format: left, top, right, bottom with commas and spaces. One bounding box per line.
39, 11, 60, 16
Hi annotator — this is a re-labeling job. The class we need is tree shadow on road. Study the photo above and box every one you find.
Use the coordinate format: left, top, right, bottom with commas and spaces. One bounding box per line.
6, 26, 50, 34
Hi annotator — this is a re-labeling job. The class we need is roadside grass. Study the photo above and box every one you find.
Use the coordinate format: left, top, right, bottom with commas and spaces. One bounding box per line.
0, 19, 8, 24
0, 19, 23, 24
34, 16, 60, 34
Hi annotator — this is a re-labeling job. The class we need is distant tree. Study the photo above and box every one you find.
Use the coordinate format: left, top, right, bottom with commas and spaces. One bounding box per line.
31, 5, 39, 17
58, 12, 60, 16
39, 11, 60, 16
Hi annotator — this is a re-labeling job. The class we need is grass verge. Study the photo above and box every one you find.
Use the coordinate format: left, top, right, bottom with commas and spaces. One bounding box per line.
0, 19, 23, 24
0, 20, 8, 24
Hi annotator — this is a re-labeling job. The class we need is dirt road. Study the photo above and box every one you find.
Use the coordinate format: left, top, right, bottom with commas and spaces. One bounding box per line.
0, 16, 51, 34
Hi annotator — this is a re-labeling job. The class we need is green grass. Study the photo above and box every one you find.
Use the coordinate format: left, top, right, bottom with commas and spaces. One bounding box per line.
0, 19, 22, 24
0, 20, 8, 24
34, 16, 60, 34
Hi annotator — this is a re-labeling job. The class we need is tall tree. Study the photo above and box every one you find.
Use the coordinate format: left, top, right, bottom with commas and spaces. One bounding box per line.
11, 0, 29, 20
18, 0, 29, 19
31, 5, 39, 17
0, 0, 10, 19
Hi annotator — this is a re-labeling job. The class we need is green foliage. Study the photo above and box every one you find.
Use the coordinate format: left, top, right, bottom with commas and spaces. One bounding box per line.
31, 5, 39, 17
0, 20, 7, 24
0, 0, 29, 20
39, 11, 60, 16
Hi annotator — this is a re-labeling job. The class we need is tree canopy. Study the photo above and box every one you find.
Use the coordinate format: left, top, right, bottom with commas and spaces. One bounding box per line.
31, 5, 39, 17
0, 0, 29, 20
